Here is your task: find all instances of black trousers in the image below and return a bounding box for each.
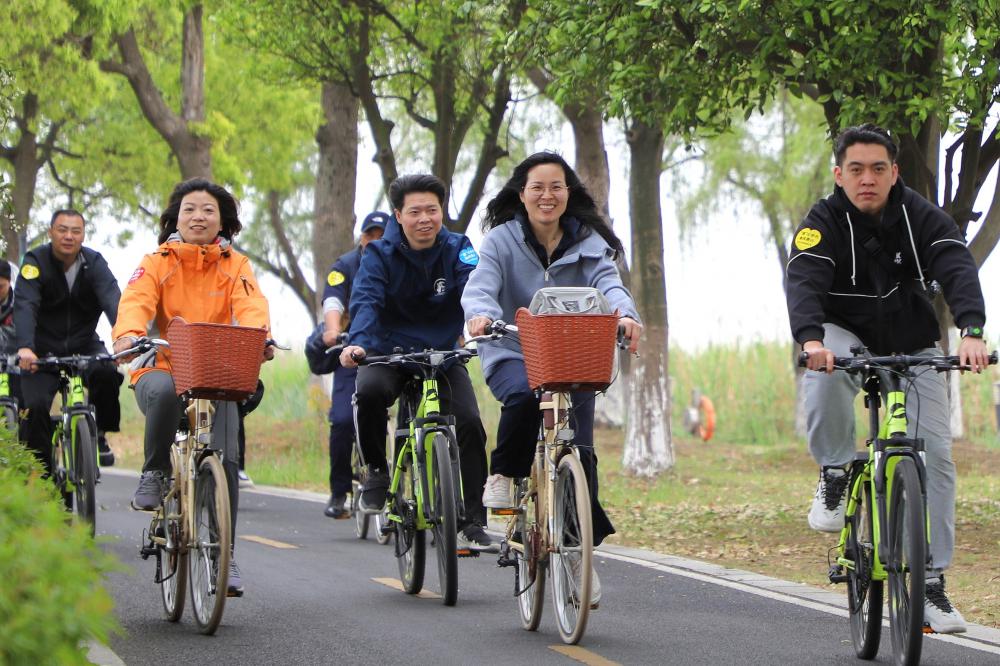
[20,350,122,473]
[354,362,488,527]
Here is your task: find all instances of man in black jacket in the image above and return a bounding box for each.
[786,124,989,634]
[15,209,123,471]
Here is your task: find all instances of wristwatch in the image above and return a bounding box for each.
[960,325,984,339]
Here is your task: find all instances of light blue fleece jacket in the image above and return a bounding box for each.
[461,217,640,380]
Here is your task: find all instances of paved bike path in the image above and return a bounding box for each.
[93,470,1000,665]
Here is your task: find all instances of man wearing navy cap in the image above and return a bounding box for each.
[319,211,388,517]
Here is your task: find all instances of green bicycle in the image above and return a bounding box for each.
[356,339,495,606]
[808,346,997,666]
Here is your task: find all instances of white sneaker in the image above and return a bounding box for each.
[482,474,514,509]
[569,557,601,609]
[924,575,967,634]
[807,466,849,532]
[237,470,254,489]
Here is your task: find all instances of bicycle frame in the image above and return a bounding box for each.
[50,366,97,494]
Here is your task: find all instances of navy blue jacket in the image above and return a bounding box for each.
[321,246,364,318]
[348,217,479,355]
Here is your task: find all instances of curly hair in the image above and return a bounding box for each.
[158,178,242,244]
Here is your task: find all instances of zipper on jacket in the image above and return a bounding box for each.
[240,275,253,295]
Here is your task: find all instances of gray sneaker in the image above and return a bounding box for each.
[131,471,165,511]
[227,558,244,597]
[457,523,499,553]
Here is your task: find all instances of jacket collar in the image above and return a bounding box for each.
[832,177,906,230]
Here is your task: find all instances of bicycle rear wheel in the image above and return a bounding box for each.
[71,418,97,537]
[846,472,882,659]
[189,454,231,635]
[160,463,188,622]
[430,434,458,606]
[394,453,426,595]
[352,447,370,539]
[549,452,593,645]
[1,401,17,435]
[514,478,545,631]
[887,457,925,666]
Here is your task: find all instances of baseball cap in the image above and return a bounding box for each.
[361,211,390,233]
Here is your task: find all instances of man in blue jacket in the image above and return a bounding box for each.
[340,174,494,552]
[319,210,388,518]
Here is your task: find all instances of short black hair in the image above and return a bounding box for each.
[834,124,898,166]
[388,174,446,211]
[0,261,10,281]
[158,178,242,244]
[50,209,85,227]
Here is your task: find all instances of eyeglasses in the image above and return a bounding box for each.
[523,184,569,197]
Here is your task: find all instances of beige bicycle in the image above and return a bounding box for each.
[491,303,621,645]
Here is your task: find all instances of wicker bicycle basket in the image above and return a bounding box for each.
[166,318,267,400]
[514,307,619,391]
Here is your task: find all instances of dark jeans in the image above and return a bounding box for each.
[486,358,615,546]
[19,346,122,473]
[328,365,357,497]
[354,362,488,527]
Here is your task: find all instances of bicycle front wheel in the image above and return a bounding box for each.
[430,434,458,606]
[160,463,188,622]
[549,453,593,645]
[71,418,97,536]
[514,478,545,631]
[1,401,17,435]
[846,472,882,659]
[887,457,925,666]
[189,454,231,635]
[394,453,426,594]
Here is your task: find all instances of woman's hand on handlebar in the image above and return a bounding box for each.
[263,345,276,362]
[958,335,989,373]
[466,316,492,338]
[340,345,366,369]
[112,337,140,365]
[619,317,642,354]
[802,340,834,373]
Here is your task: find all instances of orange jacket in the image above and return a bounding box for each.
[112,239,271,383]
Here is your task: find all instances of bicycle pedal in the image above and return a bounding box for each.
[456,548,480,558]
[828,565,848,584]
[922,625,936,634]
[490,507,520,516]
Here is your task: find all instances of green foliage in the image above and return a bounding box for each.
[0,435,119,665]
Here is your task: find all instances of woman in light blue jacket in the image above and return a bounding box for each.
[463,152,642,606]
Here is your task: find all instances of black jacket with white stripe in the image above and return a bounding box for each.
[786,179,985,354]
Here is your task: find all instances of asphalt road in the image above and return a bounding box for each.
[94,470,1000,665]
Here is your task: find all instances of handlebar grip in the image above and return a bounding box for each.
[797,351,810,367]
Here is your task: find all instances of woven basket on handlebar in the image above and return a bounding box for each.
[166,318,267,400]
[514,307,618,391]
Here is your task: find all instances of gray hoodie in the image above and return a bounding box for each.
[462,218,640,380]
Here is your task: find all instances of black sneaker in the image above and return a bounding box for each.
[97,434,115,467]
[457,523,499,553]
[131,471,165,511]
[358,471,389,513]
[324,494,349,519]
[227,558,244,598]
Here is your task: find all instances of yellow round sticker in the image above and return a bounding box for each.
[20,264,39,280]
[794,228,822,251]
[327,270,346,287]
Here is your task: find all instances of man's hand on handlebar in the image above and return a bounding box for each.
[17,347,37,372]
[802,340,835,374]
[958,335,989,373]
[466,316,492,338]
[619,317,642,354]
[340,345,366,369]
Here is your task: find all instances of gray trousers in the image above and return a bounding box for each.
[134,370,241,543]
[803,323,955,572]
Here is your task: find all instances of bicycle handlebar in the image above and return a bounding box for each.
[797,350,999,373]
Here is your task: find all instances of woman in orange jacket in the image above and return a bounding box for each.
[112,178,271,597]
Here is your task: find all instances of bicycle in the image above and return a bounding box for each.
[132,323,271,635]
[490,311,624,645]
[29,350,130,536]
[0,354,18,434]
[354,338,496,606]
[803,346,997,666]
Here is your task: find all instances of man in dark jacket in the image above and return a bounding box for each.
[319,210,387,518]
[786,124,989,634]
[340,174,494,552]
[15,209,123,471]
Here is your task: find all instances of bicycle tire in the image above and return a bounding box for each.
[549,453,593,645]
[189,454,231,635]
[72,418,97,537]
[375,506,391,545]
[430,434,459,606]
[353,487,370,539]
[887,457,925,666]
[1,402,17,436]
[846,472,882,659]
[394,454,426,595]
[160,463,188,622]
[515,478,545,631]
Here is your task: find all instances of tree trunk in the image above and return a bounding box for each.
[313,81,359,316]
[567,104,611,218]
[623,120,672,475]
[4,93,43,260]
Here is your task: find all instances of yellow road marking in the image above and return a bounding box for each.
[548,645,621,666]
[240,535,299,549]
[372,577,441,599]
